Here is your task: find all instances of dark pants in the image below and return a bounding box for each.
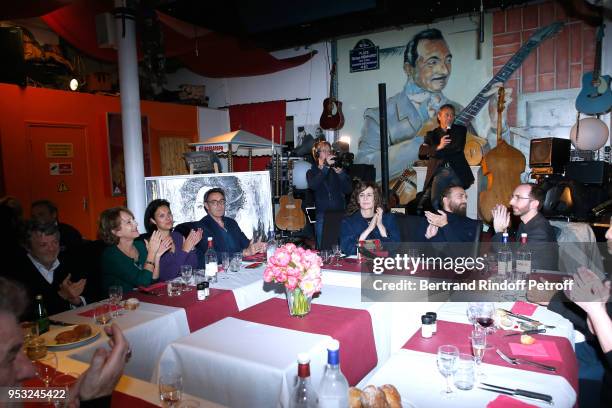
[429,166,462,210]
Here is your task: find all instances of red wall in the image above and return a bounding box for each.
[0,84,198,238]
[493,1,596,126]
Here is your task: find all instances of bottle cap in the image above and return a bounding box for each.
[425,312,437,321]
[520,233,527,237]
[297,352,310,364]
[421,315,434,324]
[35,294,43,300]
[208,237,213,241]
[197,283,205,290]
[326,338,340,352]
[502,232,509,237]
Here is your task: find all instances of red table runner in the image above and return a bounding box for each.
[402,320,578,392]
[234,298,377,386]
[129,288,238,332]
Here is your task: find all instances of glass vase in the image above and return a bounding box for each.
[285,287,312,317]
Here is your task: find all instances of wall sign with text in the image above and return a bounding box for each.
[350,39,379,73]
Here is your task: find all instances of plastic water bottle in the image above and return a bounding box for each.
[266,230,277,263]
[318,339,349,408]
[289,353,319,408]
[515,233,531,277]
[205,237,218,283]
[497,232,512,276]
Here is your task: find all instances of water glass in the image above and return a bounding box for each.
[34,352,57,387]
[230,252,242,273]
[454,353,476,390]
[167,279,183,297]
[471,328,487,379]
[108,286,123,316]
[221,252,231,272]
[21,321,39,341]
[159,372,183,408]
[93,303,113,325]
[331,244,342,266]
[180,265,193,291]
[437,345,459,396]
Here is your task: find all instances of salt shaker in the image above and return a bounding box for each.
[426,312,437,334]
[197,281,209,300]
[421,314,434,338]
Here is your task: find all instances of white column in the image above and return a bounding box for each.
[114,1,146,231]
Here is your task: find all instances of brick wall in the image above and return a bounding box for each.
[492,1,596,126]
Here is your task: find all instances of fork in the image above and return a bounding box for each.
[496,349,556,372]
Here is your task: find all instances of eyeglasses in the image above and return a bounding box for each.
[206,199,226,207]
[510,195,531,201]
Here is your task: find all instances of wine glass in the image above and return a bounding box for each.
[437,345,459,397]
[35,352,57,388]
[466,302,481,328]
[476,302,496,335]
[331,244,342,266]
[180,265,193,291]
[159,372,183,408]
[471,329,487,379]
[93,303,113,325]
[53,372,78,408]
[108,286,123,317]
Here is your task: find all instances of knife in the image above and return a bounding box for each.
[499,308,540,323]
[503,328,546,337]
[49,319,77,327]
[480,382,553,404]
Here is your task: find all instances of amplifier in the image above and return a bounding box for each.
[566,161,611,185]
[529,138,571,171]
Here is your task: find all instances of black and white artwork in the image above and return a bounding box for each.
[145,171,273,240]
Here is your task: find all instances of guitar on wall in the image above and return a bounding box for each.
[576,24,612,115]
[275,160,306,231]
[387,168,416,208]
[319,63,345,131]
[417,22,564,164]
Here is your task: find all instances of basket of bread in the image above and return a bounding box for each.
[349,384,402,408]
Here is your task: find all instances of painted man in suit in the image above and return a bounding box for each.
[357,28,510,183]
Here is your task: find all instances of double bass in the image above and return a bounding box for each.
[478,88,526,223]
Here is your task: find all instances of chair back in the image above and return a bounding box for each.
[320,210,345,250]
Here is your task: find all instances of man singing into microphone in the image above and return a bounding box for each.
[419,104,474,211]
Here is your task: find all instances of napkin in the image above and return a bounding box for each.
[243,253,266,262]
[138,282,167,292]
[486,394,537,408]
[510,301,538,316]
[508,340,562,361]
[78,304,122,318]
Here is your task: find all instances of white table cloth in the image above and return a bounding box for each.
[50,301,190,381]
[211,264,279,310]
[363,348,576,407]
[156,284,404,407]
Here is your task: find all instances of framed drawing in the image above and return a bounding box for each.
[107,113,152,196]
[145,171,273,241]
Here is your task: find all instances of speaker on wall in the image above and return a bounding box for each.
[0,27,25,86]
[529,137,571,171]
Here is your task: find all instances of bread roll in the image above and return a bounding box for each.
[361,385,388,408]
[380,384,401,408]
[349,387,364,408]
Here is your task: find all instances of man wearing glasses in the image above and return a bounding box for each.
[194,188,265,264]
[490,183,558,270]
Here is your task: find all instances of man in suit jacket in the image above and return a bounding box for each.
[424,185,480,243]
[9,221,86,319]
[420,104,474,211]
[491,183,558,270]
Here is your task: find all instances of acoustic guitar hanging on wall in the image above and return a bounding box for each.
[576,24,612,115]
[319,63,345,131]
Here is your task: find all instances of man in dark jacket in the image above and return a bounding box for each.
[307,140,352,248]
[420,104,474,211]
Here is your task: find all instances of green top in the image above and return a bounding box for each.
[101,240,152,293]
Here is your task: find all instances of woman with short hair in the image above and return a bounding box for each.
[99,207,171,292]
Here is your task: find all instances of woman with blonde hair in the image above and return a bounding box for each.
[99,207,171,292]
[339,181,400,255]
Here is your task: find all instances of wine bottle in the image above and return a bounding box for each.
[205,237,218,283]
[34,294,50,334]
[289,353,319,408]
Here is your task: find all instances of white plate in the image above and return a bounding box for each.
[40,325,101,349]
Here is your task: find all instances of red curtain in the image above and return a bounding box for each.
[228,101,286,172]
[37,0,315,77]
